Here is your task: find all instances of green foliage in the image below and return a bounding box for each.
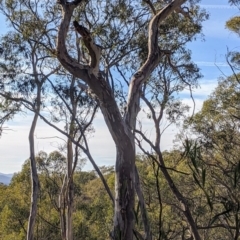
[182,72,240,239]
[226,16,240,36]
[1,144,240,239]
[0,151,114,240]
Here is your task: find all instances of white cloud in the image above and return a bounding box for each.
[182,98,205,113]
[192,79,218,98]
[86,114,116,168]
[0,111,117,173]
[0,87,213,174]
[195,61,229,67]
[177,78,218,102]
[136,113,179,152]
[200,4,238,9]
[0,115,66,173]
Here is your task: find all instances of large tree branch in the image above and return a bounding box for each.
[73,20,102,77]
[124,0,187,131]
[56,1,133,150]
[56,0,90,82]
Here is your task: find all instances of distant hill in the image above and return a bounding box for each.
[0,173,13,185]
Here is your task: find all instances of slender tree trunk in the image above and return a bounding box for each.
[27,85,41,240]
[66,137,74,240]
[59,176,67,240]
[65,78,77,240]
[58,137,74,240]
[113,145,135,240]
[27,113,40,240]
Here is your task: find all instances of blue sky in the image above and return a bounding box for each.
[0,1,239,174]
[190,1,239,82]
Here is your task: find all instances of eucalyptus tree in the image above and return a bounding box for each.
[0,0,208,239]
[55,0,207,239]
[0,1,100,240]
[0,15,59,239]
[183,1,240,224]
[182,73,240,239]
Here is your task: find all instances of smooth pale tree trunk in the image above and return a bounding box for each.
[65,79,77,240]
[59,80,76,240]
[27,84,41,240]
[66,137,74,240]
[58,136,74,240]
[27,113,40,240]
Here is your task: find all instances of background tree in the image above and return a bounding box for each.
[0,1,108,239]
[0,152,114,240]
[181,73,240,239]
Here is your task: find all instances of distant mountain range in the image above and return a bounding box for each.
[0,173,13,185]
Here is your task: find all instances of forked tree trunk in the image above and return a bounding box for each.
[56,2,188,240]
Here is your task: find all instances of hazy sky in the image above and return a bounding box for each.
[0,1,239,174]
